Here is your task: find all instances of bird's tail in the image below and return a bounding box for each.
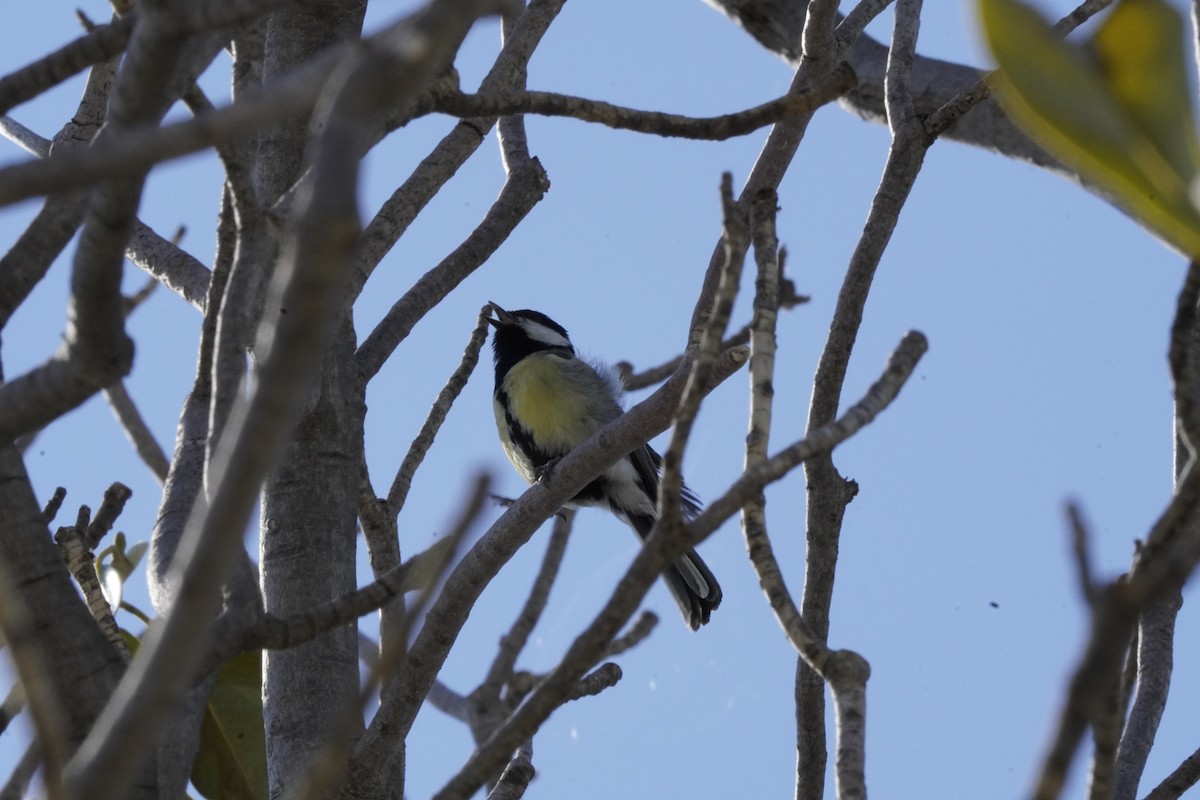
[628,513,722,630]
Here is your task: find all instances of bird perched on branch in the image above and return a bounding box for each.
[486,301,722,629]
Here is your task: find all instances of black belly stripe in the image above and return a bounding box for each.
[498,388,561,469]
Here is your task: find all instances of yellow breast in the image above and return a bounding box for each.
[504,353,595,452]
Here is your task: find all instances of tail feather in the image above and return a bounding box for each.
[627,513,722,630]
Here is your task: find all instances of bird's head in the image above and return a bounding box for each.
[486,301,575,382]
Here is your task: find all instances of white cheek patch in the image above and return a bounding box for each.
[520,319,572,349]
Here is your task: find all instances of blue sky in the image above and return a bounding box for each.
[0,1,1194,798]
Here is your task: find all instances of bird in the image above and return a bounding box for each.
[485,301,722,630]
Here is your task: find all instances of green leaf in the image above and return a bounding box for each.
[118,629,140,654]
[978,0,1200,257]
[100,563,123,611]
[1093,0,1200,184]
[125,541,148,572]
[191,650,268,800]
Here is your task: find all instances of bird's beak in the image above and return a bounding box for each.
[486,301,514,328]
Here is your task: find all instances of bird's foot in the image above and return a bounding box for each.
[533,457,561,483]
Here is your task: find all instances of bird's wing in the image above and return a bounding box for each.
[640,444,702,517]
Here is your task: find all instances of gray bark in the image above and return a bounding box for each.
[0,445,126,746]
[704,0,1062,171]
[255,6,367,795]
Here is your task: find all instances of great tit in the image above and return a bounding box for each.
[486,301,722,630]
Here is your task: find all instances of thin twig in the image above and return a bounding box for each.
[386,309,491,515]
[483,510,574,693]
[604,610,658,658]
[924,0,1114,139]
[355,159,550,381]
[562,662,622,702]
[427,679,470,722]
[1143,743,1200,800]
[1068,502,1098,607]
[433,65,855,141]
[616,275,807,391]
[245,534,463,651]
[42,487,67,523]
[0,741,42,800]
[0,685,25,735]
[658,173,747,531]
[106,382,171,483]
[83,482,133,551]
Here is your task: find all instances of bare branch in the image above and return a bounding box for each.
[482,510,574,694]
[431,64,855,141]
[1143,744,1200,800]
[496,6,531,170]
[427,680,470,722]
[604,610,659,658]
[802,0,841,63]
[924,0,1114,141]
[0,14,134,117]
[386,310,492,515]
[83,482,132,550]
[0,548,69,799]
[62,3,500,797]
[0,58,113,331]
[125,222,211,311]
[485,745,534,800]
[355,157,550,381]
[0,27,226,444]
[54,520,130,663]
[738,188,849,673]
[0,0,563,212]
[1115,595,1183,800]
[0,742,43,800]
[0,686,25,736]
[0,115,49,156]
[696,327,925,528]
[709,0,1112,179]
[563,662,622,702]
[658,173,747,531]
[246,535,461,651]
[796,1,928,790]
[104,383,171,483]
[836,0,896,50]
[1067,502,1098,607]
[42,486,67,523]
[341,0,565,300]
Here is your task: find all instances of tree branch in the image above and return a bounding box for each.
[430,64,855,141]
[104,382,171,483]
[62,4,501,797]
[355,157,550,380]
[1031,259,1200,800]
